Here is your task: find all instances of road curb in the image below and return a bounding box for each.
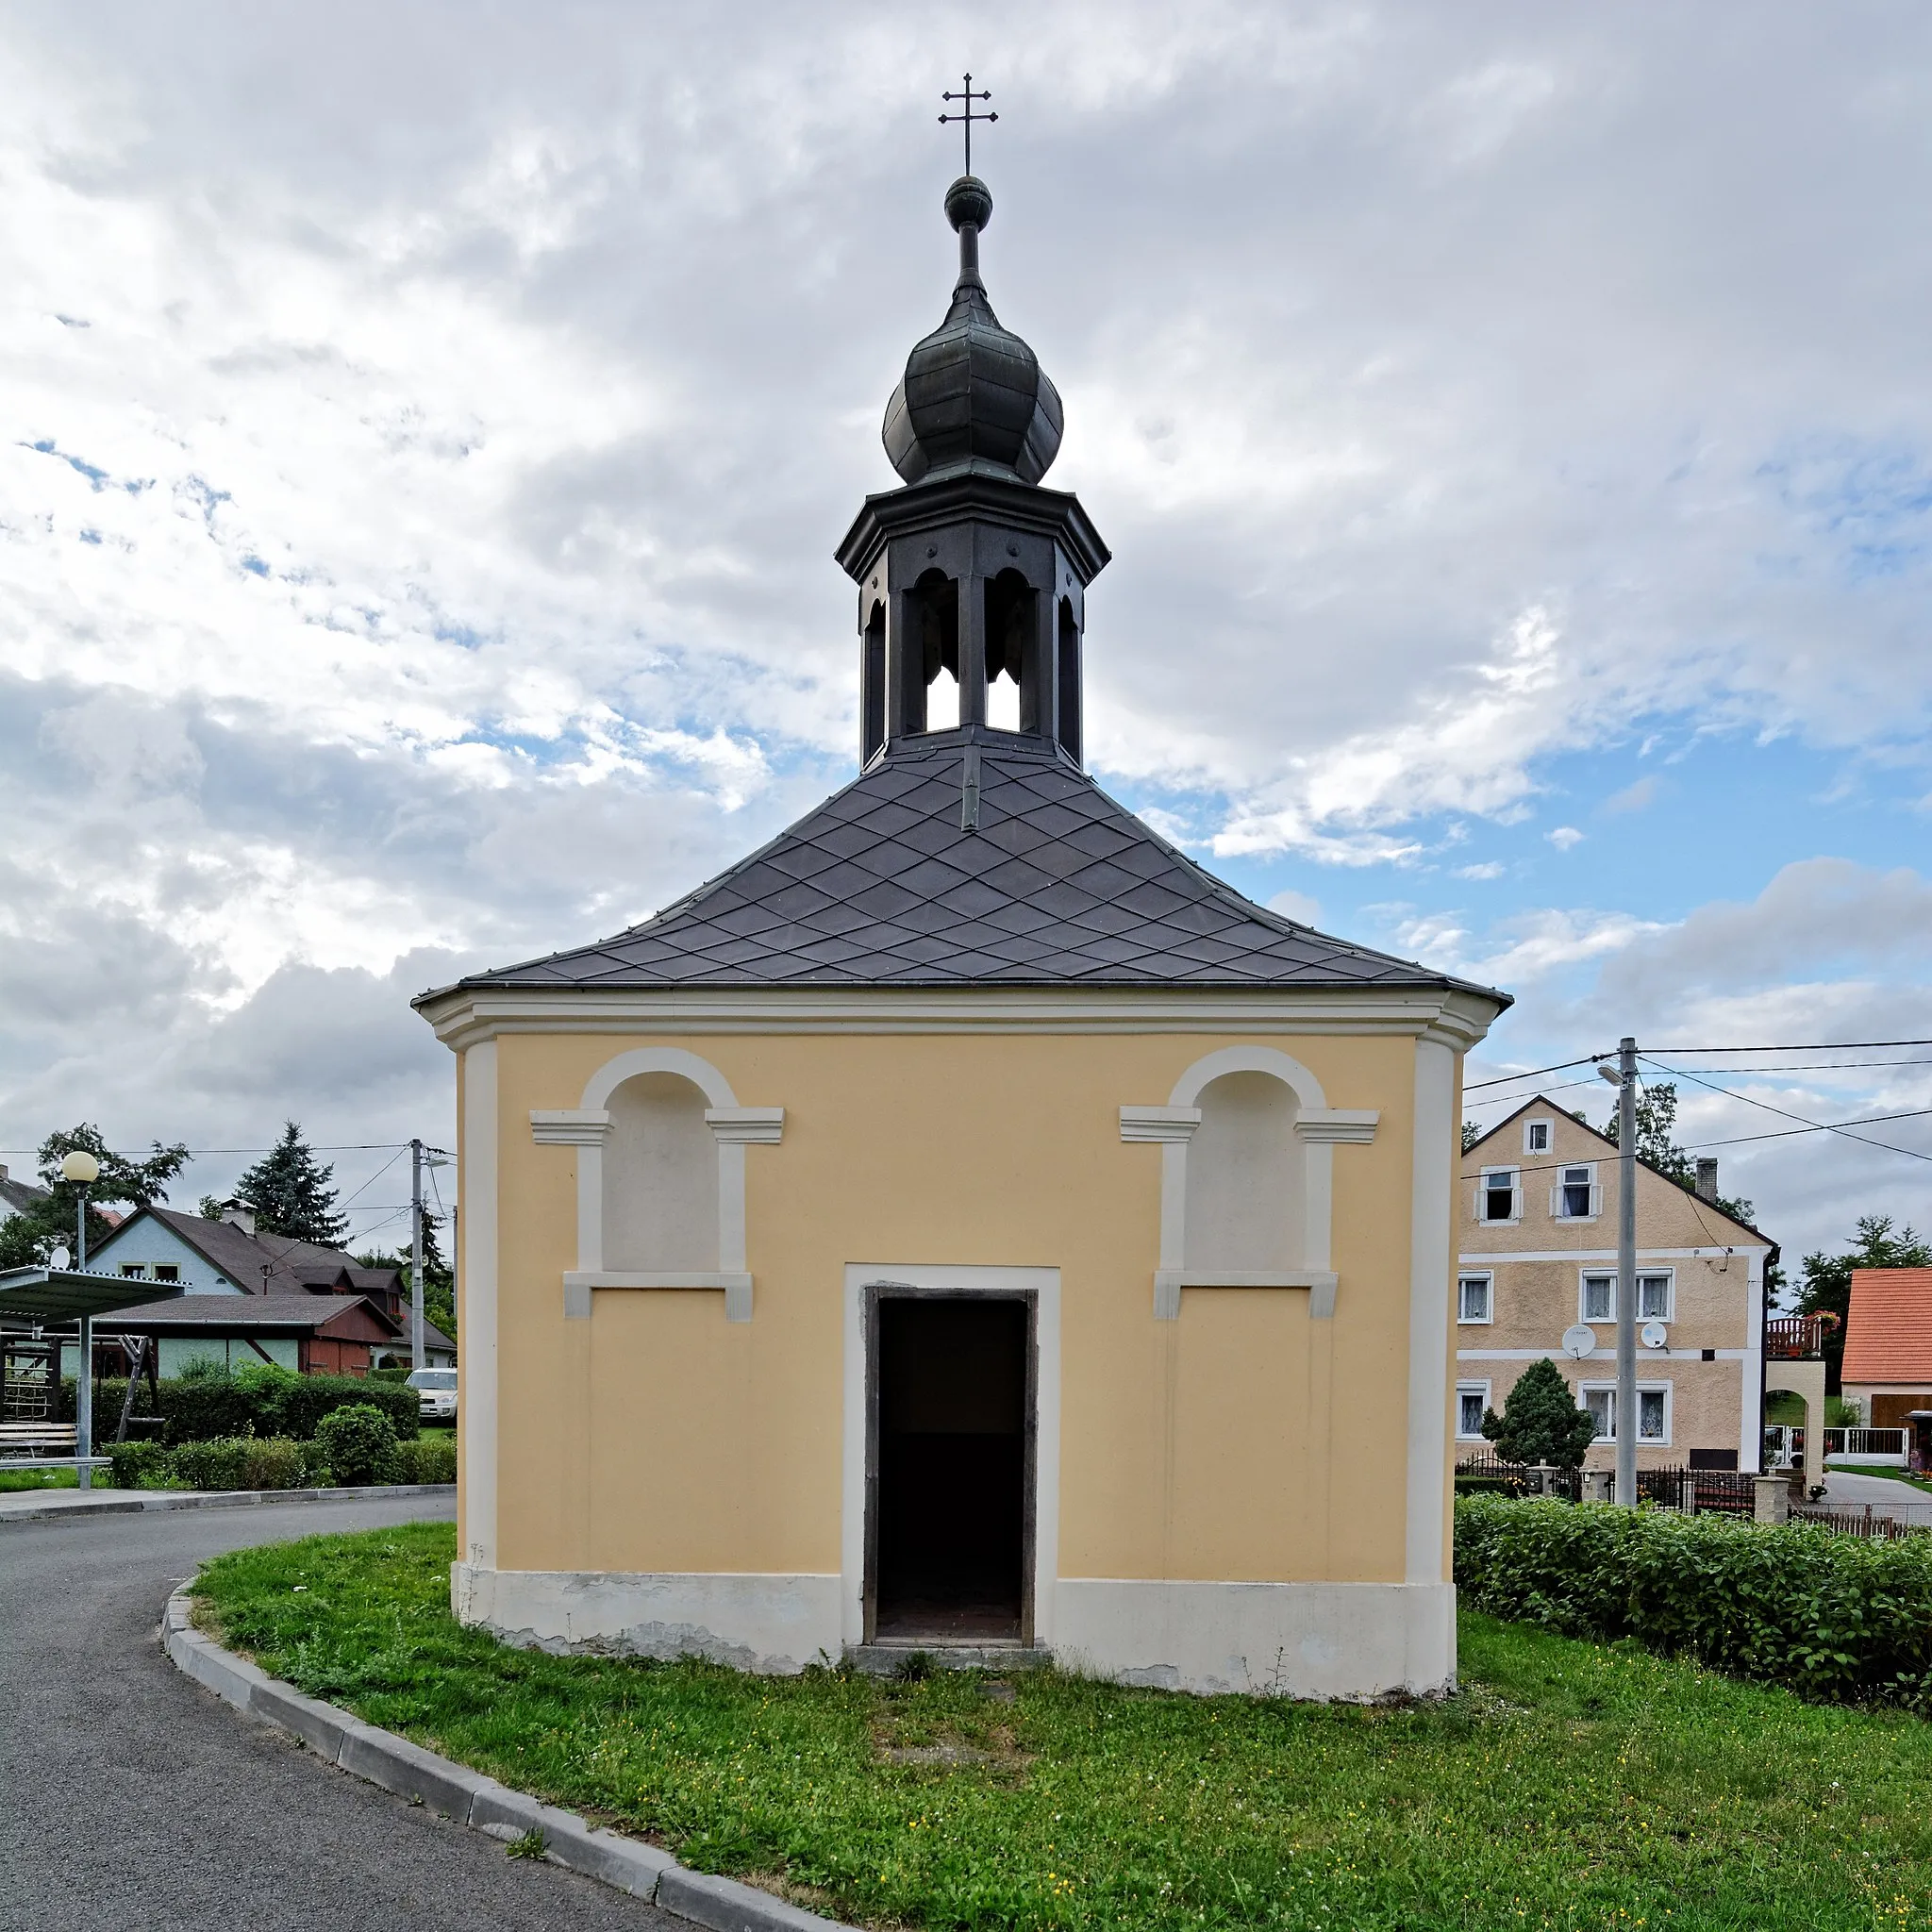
[162,1590,855,1931]
[0,1483,456,1528]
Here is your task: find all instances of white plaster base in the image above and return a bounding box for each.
[451,1564,842,1675]
[1052,1578,1457,1699]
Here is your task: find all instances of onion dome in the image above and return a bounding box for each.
[881,176,1063,487]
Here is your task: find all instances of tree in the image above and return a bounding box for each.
[1480,1357,1599,1469]
[0,1123,190,1270]
[1462,1122,1483,1155]
[1604,1081,1757,1224]
[235,1123,348,1247]
[358,1211,457,1344]
[1796,1215,1932,1393]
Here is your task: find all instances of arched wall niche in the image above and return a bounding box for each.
[530,1046,784,1324]
[1120,1045,1379,1321]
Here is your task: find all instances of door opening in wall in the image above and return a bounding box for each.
[868,1291,1032,1645]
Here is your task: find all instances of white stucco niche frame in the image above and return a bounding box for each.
[530,1046,783,1323]
[1120,1044,1378,1320]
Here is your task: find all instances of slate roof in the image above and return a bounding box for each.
[0,1166,50,1218]
[1842,1269,1932,1385]
[449,727,1507,1000]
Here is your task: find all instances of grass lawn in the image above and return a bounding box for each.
[194,1524,1932,1932]
[1827,1462,1932,1494]
[0,1467,79,1492]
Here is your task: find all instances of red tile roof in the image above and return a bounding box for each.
[1841,1269,1932,1383]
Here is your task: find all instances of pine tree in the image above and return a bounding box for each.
[1480,1357,1599,1469]
[236,1123,348,1247]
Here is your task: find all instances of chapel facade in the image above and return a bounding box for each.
[417,169,1508,1698]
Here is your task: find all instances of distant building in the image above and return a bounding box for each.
[1458,1098,1795,1479]
[83,1202,454,1376]
[1840,1268,1932,1438]
[0,1163,50,1227]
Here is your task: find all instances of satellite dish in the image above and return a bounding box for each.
[48,1245,72,1271]
[1641,1320,1670,1350]
[1561,1323,1596,1359]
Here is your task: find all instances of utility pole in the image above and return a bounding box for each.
[1598,1038,1640,1505]
[410,1137,425,1374]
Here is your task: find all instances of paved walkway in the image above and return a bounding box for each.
[1818,1467,1932,1523]
[0,1492,675,1931]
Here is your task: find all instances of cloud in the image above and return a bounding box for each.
[1603,775,1658,815]
[1547,826,1585,851]
[1267,888,1324,927]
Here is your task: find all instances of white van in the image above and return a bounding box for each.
[406,1366,458,1421]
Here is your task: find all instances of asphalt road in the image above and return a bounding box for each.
[0,1495,677,1932]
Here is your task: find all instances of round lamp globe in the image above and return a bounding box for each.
[59,1151,101,1186]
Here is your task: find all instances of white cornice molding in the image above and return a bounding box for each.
[705,1107,785,1145]
[530,1108,611,1145]
[1120,1105,1200,1143]
[563,1270,755,1323]
[1153,1269,1340,1322]
[1295,1108,1380,1145]
[419,983,1507,1053]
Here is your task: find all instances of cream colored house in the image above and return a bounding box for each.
[416,172,1507,1699]
[1457,1099,1789,1480]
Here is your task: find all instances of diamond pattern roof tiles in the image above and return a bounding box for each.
[449,726,1505,999]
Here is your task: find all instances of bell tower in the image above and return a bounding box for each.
[836,168,1109,768]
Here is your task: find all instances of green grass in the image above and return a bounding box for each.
[194,1524,1932,1932]
[1826,1462,1932,1493]
[0,1466,80,1492]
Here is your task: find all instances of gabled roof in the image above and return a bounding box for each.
[1842,1269,1932,1384]
[0,1167,50,1218]
[434,727,1509,1000]
[1461,1092,1775,1250]
[92,1207,408,1301]
[105,1293,403,1338]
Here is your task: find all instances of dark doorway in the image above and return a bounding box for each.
[871,1294,1031,1644]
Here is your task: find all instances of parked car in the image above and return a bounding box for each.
[407,1366,458,1421]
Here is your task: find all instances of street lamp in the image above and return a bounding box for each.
[58,1149,102,1491]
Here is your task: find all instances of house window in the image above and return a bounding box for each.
[1524,1119,1551,1154]
[1582,1273,1615,1322]
[1477,1167,1520,1224]
[1183,1071,1304,1271]
[155,1264,180,1284]
[1457,1274,1492,1324]
[1457,1383,1491,1441]
[1554,1163,1597,1219]
[1638,1272,1672,1320]
[1581,1384,1671,1442]
[119,1264,146,1279]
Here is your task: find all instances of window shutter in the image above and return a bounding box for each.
[1549,1185,1561,1217]
[1590,1185,1603,1217]
[1511,1187,1524,1220]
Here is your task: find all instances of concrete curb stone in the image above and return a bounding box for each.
[162,1591,856,1932]
[0,1483,456,1528]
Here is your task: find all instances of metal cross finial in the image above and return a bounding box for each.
[939,73,996,176]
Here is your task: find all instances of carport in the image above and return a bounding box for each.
[0,1267,183,1487]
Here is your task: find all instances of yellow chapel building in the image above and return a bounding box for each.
[417,171,1509,1698]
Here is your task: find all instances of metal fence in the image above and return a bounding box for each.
[1454,1453,1581,1500]
[1790,1501,1932,1541]
[1821,1426,1909,1464]
[1453,1455,1757,1515]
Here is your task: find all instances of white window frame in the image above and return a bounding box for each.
[1524,1118,1553,1156]
[1476,1165,1522,1225]
[1580,1270,1617,1323]
[1580,1380,1672,1445]
[1456,1381,1491,1441]
[1457,1272,1493,1324]
[1551,1159,1601,1222]
[1636,1269,1674,1321]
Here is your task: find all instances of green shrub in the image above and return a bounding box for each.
[171,1437,256,1492]
[393,1435,457,1485]
[1455,1494,1932,1707]
[241,1437,315,1490]
[105,1439,172,1490]
[1453,1474,1514,1496]
[313,1404,402,1487]
[1479,1357,1597,1468]
[59,1365,418,1442]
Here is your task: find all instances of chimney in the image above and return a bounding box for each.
[222,1198,258,1237]
[1694,1158,1719,1205]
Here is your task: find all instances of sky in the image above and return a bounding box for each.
[1,2,1929,1270]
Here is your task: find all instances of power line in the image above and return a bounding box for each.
[1644,1058,1932,1074]
[1463,1056,1607,1092]
[1680,1108,1932,1157]
[1638,1056,1932,1166]
[1645,1037,1932,1054]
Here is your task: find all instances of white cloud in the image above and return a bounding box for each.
[1267,888,1324,927]
[1547,826,1585,851]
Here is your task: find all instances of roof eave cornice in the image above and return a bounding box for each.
[414,980,1507,1055]
[835,473,1110,585]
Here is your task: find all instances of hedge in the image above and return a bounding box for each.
[1454,1494,1932,1708]
[62,1366,418,1443]
[105,1431,455,1492]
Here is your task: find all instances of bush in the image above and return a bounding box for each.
[313,1404,402,1487]
[60,1366,418,1443]
[1455,1494,1932,1707]
[171,1437,256,1492]
[1480,1357,1597,1469]
[105,1439,174,1490]
[393,1435,457,1485]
